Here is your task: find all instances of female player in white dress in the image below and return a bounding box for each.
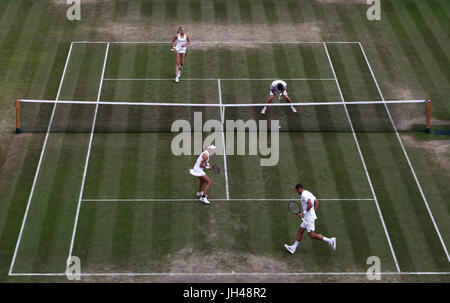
[261,80,296,114]
[171,26,190,83]
[189,145,216,204]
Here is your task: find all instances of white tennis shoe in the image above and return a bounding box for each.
[284,244,296,254]
[330,237,336,250]
[175,76,179,83]
[290,105,297,113]
[200,196,210,204]
[261,107,267,114]
[196,191,204,197]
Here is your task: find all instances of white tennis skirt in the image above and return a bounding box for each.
[176,47,186,54]
[189,169,205,177]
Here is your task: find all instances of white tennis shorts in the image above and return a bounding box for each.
[300,217,316,232]
[270,90,288,96]
[189,168,205,177]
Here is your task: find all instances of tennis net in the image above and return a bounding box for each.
[15,99,431,133]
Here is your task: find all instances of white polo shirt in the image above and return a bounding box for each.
[300,190,318,220]
[270,80,287,94]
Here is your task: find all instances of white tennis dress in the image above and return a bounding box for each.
[190,150,209,177]
[175,33,187,54]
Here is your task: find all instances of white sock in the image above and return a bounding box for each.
[293,241,300,248]
[323,237,332,244]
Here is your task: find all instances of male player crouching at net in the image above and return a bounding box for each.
[189,145,216,204]
[284,183,336,254]
[261,80,297,114]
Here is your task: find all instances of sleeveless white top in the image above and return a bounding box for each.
[193,150,209,172]
[176,33,187,49]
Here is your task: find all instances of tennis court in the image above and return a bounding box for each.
[8,41,450,279]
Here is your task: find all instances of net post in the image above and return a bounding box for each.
[15,99,21,134]
[425,99,431,133]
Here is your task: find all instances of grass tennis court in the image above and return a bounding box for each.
[0,0,449,283]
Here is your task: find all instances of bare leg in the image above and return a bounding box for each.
[285,226,305,252]
[308,231,324,240]
[180,53,185,67]
[261,95,274,114]
[283,94,297,112]
[175,53,180,76]
[283,94,294,103]
[198,177,204,193]
[201,175,212,195]
[308,231,333,248]
[296,226,306,242]
[177,53,185,77]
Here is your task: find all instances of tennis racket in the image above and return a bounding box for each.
[288,199,308,227]
[211,164,220,175]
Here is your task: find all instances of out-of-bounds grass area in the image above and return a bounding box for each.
[0,0,449,282]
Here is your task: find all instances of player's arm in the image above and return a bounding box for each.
[283,91,293,103]
[314,199,319,210]
[184,34,190,47]
[200,153,211,170]
[271,89,281,100]
[171,35,178,48]
[299,199,313,218]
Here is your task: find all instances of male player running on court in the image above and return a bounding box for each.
[284,183,336,254]
[171,26,190,83]
[189,145,216,204]
[261,80,296,114]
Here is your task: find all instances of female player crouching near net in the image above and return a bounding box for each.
[171,26,190,83]
[189,145,216,204]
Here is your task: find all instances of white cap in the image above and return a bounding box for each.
[207,145,216,150]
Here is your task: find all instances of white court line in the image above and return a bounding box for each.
[323,43,401,272]
[359,42,450,263]
[66,43,110,271]
[218,79,230,200]
[8,271,450,277]
[72,41,361,45]
[103,78,335,81]
[8,42,74,275]
[81,198,374,202]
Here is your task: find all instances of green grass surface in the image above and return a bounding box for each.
[0,0,449,282]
